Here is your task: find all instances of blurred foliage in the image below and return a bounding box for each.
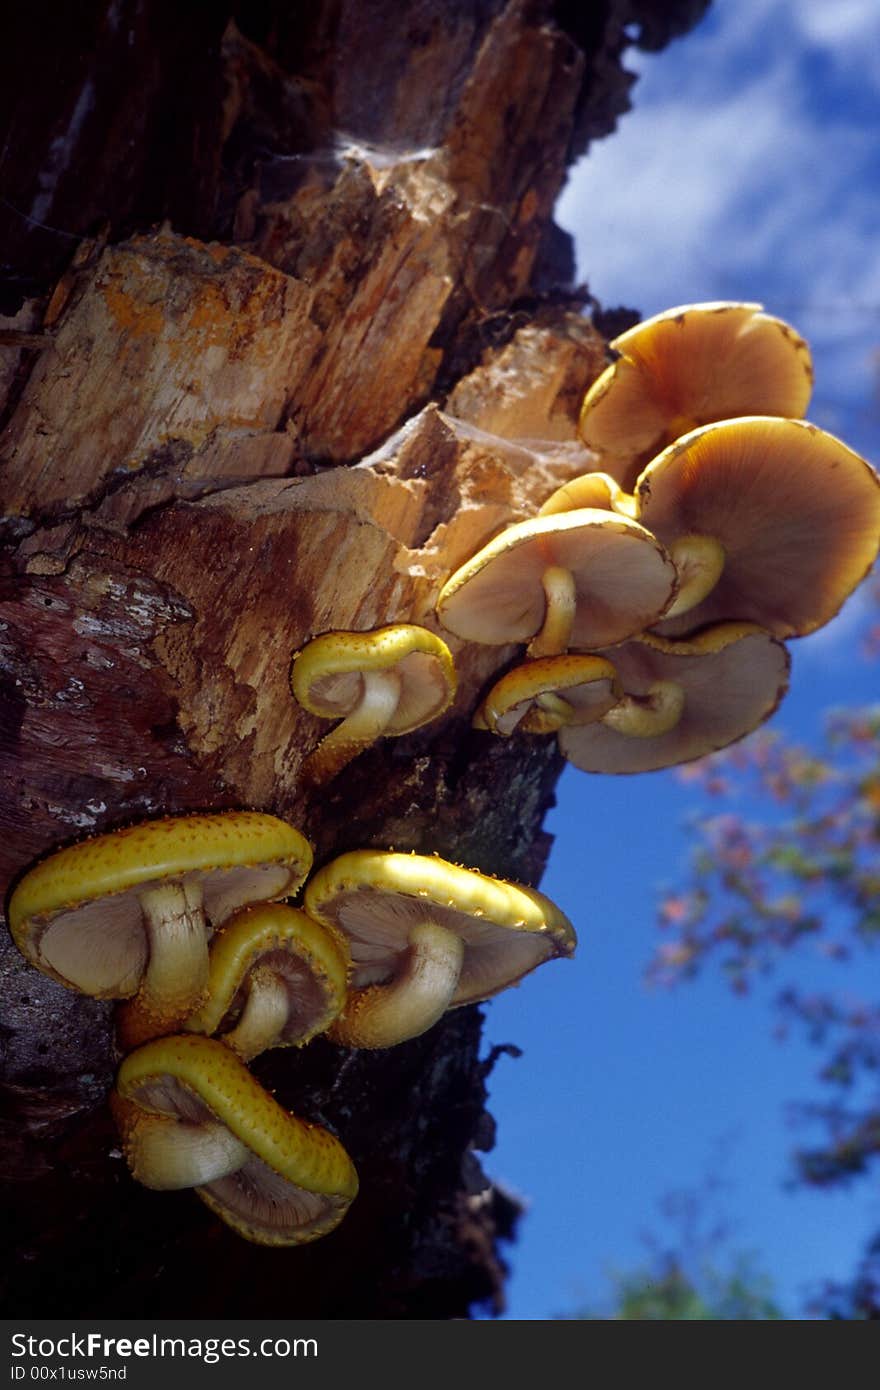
[574,1257,782,1320]
[650,710,880,1188]
[810,1233,880,1320]
[566,1182,782,1320]
[648,576,880,1314]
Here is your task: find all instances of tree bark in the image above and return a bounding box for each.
[0,0,709,1318]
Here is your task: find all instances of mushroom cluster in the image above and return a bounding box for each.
[10,810,317,1043]
[8,806,574,1245]
[8,297,876,1275]
[8,810,361,1245]
[438,302,880,775]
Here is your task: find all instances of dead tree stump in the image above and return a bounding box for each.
[0,0,709,1317]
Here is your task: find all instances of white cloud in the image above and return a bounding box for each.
[557,67,813,309]
[556,0,880,459]
[653,0,880,96]
[796,0,875,40]
[792,0,880,88]
[559,61,879,310]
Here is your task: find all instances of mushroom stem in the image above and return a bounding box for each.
[222,967,292,1061]
[494,690,574,737]
[527,565,577,657]
[601,680,685,738]
[528,690,577,734]
[304,667,402,783]
[136,880,211,1023]
[125,1112,249,1190]
[663,534,726,619]
[492,705,530,737]
[329,920,465,1049]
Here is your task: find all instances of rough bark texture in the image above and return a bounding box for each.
[0,0,709,1318]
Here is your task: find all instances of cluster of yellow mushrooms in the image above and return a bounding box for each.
[8,813,574,1246]
[8,302,880,1253]
[293,302,880,778]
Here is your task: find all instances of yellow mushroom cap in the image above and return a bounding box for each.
[8,812,314,999]
[183,902,350,1057]
[538,471,636,519]
[305,849,575,1009]
[436,509,677,651]
[636,416,880,638]
[477,654,621,735]
[579,301,814,488]
[558,623,790,774]
[291,624,456,734]
[112,1034,358,1245]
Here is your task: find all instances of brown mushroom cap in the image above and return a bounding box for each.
[579,301,814,488]
[304,850,576,1048]
[436,509,677,653]
[636,416,880,638]
[9,812,314,1038]
[111,1034,358,1246]
[557,623,790,774]
[476,654,621,736]
[182,902,350,1060]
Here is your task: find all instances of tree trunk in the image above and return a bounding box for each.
[0,0,708,1318]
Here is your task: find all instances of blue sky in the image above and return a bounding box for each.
[482,0,880,1319]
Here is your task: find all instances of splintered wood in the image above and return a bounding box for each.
[1,218,605,893]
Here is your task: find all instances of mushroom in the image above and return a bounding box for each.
[304,850,576,1049]
[537,417,880,637]
[537,469,723,621]
[182,901,350,1061]
[436,510,677,657]
[635,416,880,637]
[557,623,790,774]
[474,654,621,736]
[578,300,813,488]
[538,471,636,520]
[291,624,457,784]
[9,811,314,1044]
[110,1034,358,1245]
